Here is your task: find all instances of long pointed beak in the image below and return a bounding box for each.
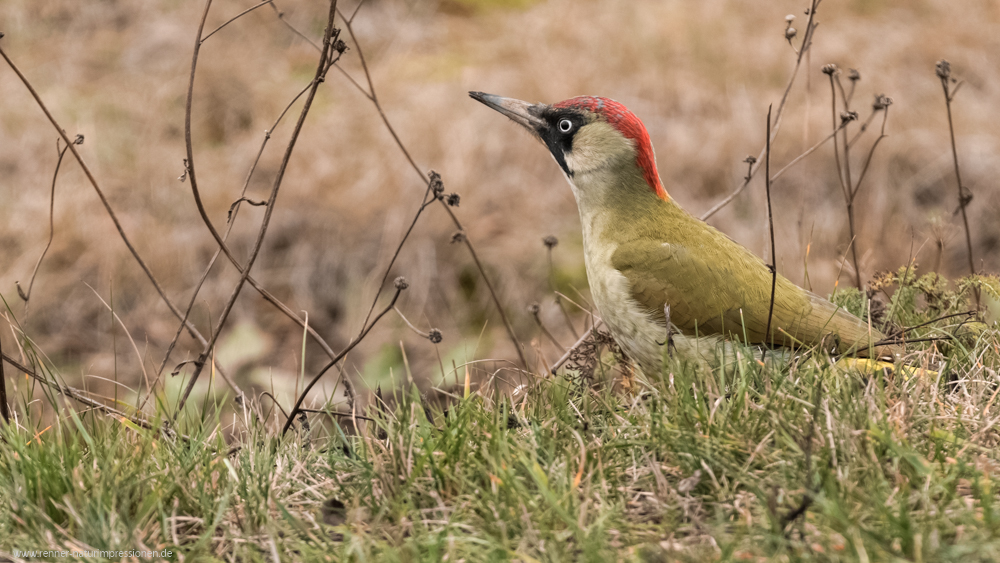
[469,92,547,134]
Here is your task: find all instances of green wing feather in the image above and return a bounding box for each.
[610,224,888,356]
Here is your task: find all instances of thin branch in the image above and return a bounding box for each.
[157,81,319,378]
[530,304,564,350]
[174,0,341,415]
[281,285,404,436]
[700,0,821,221]
[270,3,322,52]
[200,0,274,44]
[826,69,849,201]
[763,105,778,360]
[361,186,436,328]
[849,105,890,200]
[824,67,862,290]
[298,407,373,422]
[17,137,79,309]
[937,60,977,305]
[769,120,847,184]
[549,325,597,374]
[338,15,528,370]
[347,0,368,23]
[846,106,879,149]
[0,37,245,399]
[0,334,9,424]
[2,351,153,430]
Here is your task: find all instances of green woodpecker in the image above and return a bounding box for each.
[470,92,897,376]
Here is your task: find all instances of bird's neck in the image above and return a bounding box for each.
[566,162,681,255]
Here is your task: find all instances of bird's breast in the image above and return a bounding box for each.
[581,231,666,376]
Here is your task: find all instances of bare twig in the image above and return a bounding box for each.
[763,105,778,360]
[937,59,978,306]
[281,284,405,436]
[337,14,528,370]
[850,103,890,201]
[156,81,324,378]
[174,0,341,415]
[824,65,863,290]
[270,3,322,52]
[1,351,153,430]
[700,0,821,221]
[17,136,81,309]
[361,184,436,328]
[529,303,563,350]
[0,37,244,399]
[769,121,847,184]
[549,325,598,374]
[0,334,9,424]
[200,0,274,44]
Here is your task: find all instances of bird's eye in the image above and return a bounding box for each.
[558,119,573,133]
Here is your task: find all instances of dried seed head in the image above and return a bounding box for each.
[821,63,838,76]
[543,235,559,249]
[872,93,893,110]
[785,14,796,22]
[527,302,541,315]
[393,276,409,290]
[450,230,466,244]
[428,328,443,344]
[446,193,460,207]
[333,39,348,54]
[785,27,797,40]
[743,155,757,165]
[848,68,860,82]
[935,59,951,80]
[429,170,444,198]
[840,111,859,124]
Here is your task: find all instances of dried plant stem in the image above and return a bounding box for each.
[546,244,579,339]
[281,286,404,436]
[270,3,322,51]
[826,72,859,290]
[700,0,821,221]
[0,40,243,399]
[763,105,777,364]
[549,325,597,375]
[531,307,563,350]
[17,139,72,310]
[851,108,890,203]
[200,0,274,44]
[360,186,436,329]
[275,6,528,370]
[174,0,340,416]
[938,63,977,306]
[0,335,9,423]
[1,351,152,430]
[158,82,333,379]
[768,121,847,184]
[337,14,529,370]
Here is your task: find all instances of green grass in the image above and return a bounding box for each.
[3,318,1000,561]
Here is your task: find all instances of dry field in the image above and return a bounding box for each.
[1,0,998,403]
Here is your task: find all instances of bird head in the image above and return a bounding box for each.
[470,92,668,203]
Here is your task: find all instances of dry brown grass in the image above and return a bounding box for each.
[1,0,998,404]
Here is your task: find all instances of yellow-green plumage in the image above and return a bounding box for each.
[470,91,896,376]
[609,197,886,355]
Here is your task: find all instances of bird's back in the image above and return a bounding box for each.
[609,198,894,358]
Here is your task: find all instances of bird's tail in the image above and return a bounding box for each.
[803,292,900,360]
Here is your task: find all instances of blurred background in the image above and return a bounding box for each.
[1,0,998,409]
